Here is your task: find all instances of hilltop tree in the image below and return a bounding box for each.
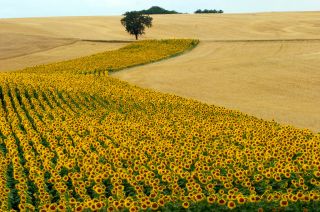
[121,11,153,40]
[139,6,179,14]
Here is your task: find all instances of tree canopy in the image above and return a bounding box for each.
[138,6,179,15]
[195,9,224,14]
[121,12,153,40]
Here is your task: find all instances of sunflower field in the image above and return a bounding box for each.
[0,39,319,212]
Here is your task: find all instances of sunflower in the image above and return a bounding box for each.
[280,199,288,207]
[237,196,246,204]
[297,192,304,200]
[182,201,190,209]
[218,198,226,206]
[49,204,57,211]
[157,198,165,206]
[207,196,216,204]
[57,204,66,211]
[75,205,83,212]
[284,172,291,178]
[194,193,204,202]
[249,195,257,203]
[18,204,25,211]
[95,202,103,210]
[151,202,159,210]
[141,203,148,210]
[312,194,319,201]
[290,195,298,202]
[225,200,235,210]
[303,195,310,202]
[124,201,132,208]
[129,206,138,212]
[107,206,115,212]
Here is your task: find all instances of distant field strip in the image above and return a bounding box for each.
[81,39,134,43]
[204,39,320,43]
[0,34,77,60]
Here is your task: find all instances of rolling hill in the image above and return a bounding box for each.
[1,12,320,131]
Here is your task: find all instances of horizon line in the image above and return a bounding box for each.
[1,10,319,19]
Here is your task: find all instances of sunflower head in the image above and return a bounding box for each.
[227,201,236,210]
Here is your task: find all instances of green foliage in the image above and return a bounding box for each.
[86,181,99,199]
[0,141,7,155]
[122,179,137,197]
[102,178,113,198]
[6,163,20,210]
[138,6,179,15]
[143,184,152,196]
[44,171,60,203]
[195,9,224,14]
[26,180,39,207]
[59,166,69,177]
[121,12,153,40]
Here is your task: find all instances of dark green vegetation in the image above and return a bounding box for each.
[195,9,224,14]
[138,6,180,15]
[121,12,153,40]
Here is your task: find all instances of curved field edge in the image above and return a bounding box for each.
[108,39,200,74]
[17,39,199,75]
[0,39,319,211]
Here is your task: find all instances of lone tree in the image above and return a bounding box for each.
[121,11,153,40]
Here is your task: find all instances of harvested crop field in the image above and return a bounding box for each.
[113,39,320,132]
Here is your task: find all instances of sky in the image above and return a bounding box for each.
[1,0,320,18]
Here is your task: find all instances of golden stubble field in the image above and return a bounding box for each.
[1,12,320,131]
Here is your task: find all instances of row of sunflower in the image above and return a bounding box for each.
[0,39,319,211]
[21,39,198,75]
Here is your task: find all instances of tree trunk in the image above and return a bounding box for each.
[135,34,138,40]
